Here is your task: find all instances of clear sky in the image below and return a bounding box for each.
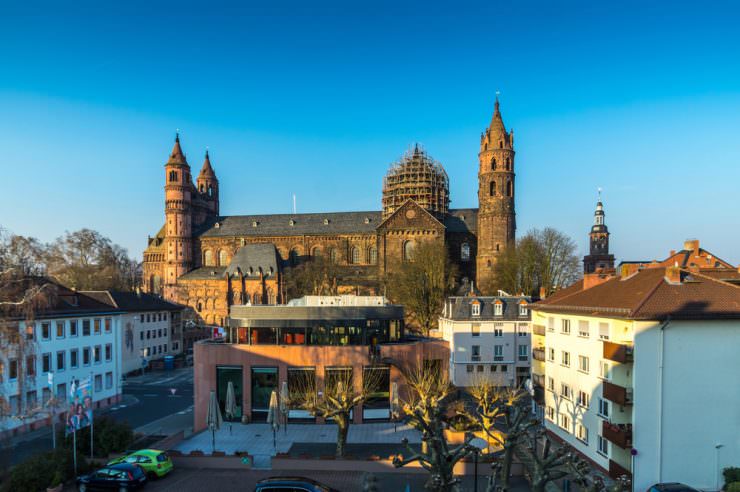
[1,1,739,265]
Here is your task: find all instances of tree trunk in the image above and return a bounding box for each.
[498,442,515,491]
[335,413,349,457]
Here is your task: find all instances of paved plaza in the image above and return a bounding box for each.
[174,422,422,468]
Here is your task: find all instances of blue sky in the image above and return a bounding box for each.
[1,1,739,265]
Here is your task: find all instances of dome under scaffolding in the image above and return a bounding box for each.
[381,144,450,220]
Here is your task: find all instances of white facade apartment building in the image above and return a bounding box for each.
[532,266,740,491]
[0,283,123,438]
[82,291,184,375]
[439,294,532,388]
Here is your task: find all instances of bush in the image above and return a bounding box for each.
[725,468,740,487]
[57,416,134,458]
[1,448,88,492]
[726,482,740,492]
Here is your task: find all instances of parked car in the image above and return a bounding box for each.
[77,463,147,491]
[254,476,339,492]
[647,484,702,492]
[108,449,173,479]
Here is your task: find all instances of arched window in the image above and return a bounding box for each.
[499,140,503,149]
[506,180,513,197]
[461,243,470,262]
[403,241,415,262]
[208,185,213,197]
[197,301,203,312]
[267,289,276,305]
[491,157,497,170]
[312,246,322,258]
[204,250,214,266]
[489,181,496,196]
[506,157,511,170]
[199,184,204,193]
[350,247,360,264]
[368,247,378,265]
[253,293,261,305]
[218,250,227,266]
[169,170,178,182]
[289,248,300,266]
[329,248,338,264]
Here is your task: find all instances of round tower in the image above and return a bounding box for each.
[196,149,219,216]
[583,196,615,273]
[476,98,516,291]
[164,134,193,297]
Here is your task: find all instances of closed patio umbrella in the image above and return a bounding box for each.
[266,390,280,450]
[225,381,237,434]
[206,389,223,453]
[280,381,289,435]
[390,381,400,432]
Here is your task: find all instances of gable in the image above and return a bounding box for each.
[376,199,445,233]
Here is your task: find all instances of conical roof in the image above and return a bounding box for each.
[198,150,216,177]
[488,98,508,137]
[167,134,188,165]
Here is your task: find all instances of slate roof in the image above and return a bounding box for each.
[194,208,478,238]
[178,266,226,281]
[4,278,122,319]
[534,267,740,320]
[444,295,532,321]
[81,290,185,312]
[225,243,279,278]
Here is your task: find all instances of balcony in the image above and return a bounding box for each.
[533,324,546,336]
[603,341,634,363]
[602,380,632,406]
[533,386,545,405]
[602,421,633,449]
[608,459,632,480]
[532,373,545,387]
[532,348,546,362]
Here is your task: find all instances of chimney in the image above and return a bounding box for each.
[538,286,546,300]
[620,263,640,277]
[684,239,700,255]
[665,266,682,284]
[583,268,615,290]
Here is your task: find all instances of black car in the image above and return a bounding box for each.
[254,476,339,492]
[647,483,702,492]
[77,463,147,491]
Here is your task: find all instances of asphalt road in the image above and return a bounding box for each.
[2,367,194,466]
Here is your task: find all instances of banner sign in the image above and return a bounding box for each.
[66,377,93,435]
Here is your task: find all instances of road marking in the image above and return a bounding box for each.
[141,394,158,397]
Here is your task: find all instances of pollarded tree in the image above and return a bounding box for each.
[392,366,473,492]
[383,240,457,336]
[289,366,383,457]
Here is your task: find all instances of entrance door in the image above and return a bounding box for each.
[251,367,277,422]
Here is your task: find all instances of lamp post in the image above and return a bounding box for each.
[469,437,488,492]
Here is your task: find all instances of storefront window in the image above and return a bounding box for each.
[250,327,277,345]
[280,327,306,345]
[251,367,277,421]
[363,365,390,420]
[216,366,243,421]
[287,367,315,421]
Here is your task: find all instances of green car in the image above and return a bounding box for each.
[108,449,173,479]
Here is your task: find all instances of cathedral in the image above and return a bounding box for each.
[142,100,518,325]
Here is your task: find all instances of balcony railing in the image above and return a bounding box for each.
[532,348,546,362]
[602,420,633,449]
[608,459,632,480]
[533,324,546,336]
[532,373,545,387]
[602,380,632,406]
[603,341,634,363]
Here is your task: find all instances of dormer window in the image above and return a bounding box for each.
[252,221,258,227]
[324,219,329,225]
[494,301,503,316]
[214,222,220,228]
[519,302,528,316]
[364,217,370,224]
[471,302,480,317]
[289,219,295,227]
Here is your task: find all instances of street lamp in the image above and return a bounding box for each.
[469,437,488,492]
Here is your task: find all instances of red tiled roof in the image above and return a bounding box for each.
[533,267,740,320]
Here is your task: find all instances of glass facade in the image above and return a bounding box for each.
[239,319,403,346]
[363,365,390,420]
[216,365,243,421]
[287,367,315,421]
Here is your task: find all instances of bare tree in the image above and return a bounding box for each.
[392,366,473,492]
[384,240,457,336]
[44,229,140,291]
[283,256,340,300]
[288,366,383,457]
[488,228,580,297]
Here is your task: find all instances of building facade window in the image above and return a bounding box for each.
[547,376,554,391]
[546,406,555,421]
[578,320,589,337]
[204,250,214,266]
[56,321,65,338]
[329,248,338,264]
[403,241,415,262]
[25,356,34,377]
[471,303,480,316]
[494,302,503,316]
[494,326,503,337]
[350,247,360,265]
[471,345,481,362]
[561,351,571,367]
[9,359,18,380]
[94,319,101,335]
[41,322,50,340]
[519,303,528,316]
[597,435,609,457]
[368,247,377,265]
[578,355,590,373]
[83,320,91,336]
[105,344,112,362]
[578,391,590,408]
[559,413,571,432]
[494,345,504,361]
[576,424,589,444]
[104,318,112,333]
[70,320,78,337]
[599,361,610,380]
[461,243,470,261]
[83,347,90,366]
[42,353,51,373]
[218,250,227,266]
[94,345,101,364]
[471,324,480,337]
[598,398,610,418]
[599,322,610,340]
[547,347,555,362]
[547,317,554,332]
[518,345,528,361]
[56,351,65,371]
[561,319,571,334]
[70,349,78,369]
[105,372,113,389]
[560,383,572,400]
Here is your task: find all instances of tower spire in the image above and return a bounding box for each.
[168,132,187,165]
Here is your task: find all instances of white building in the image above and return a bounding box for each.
[532,266,740,491]
[439,294,532,388]
[82,291,184,375]
[0,283,123,438]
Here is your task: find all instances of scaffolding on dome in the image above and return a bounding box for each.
[381,144,450,220]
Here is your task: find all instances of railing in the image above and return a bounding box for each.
[532,348,546,362]
[533,324,546,336]
[603,341,634,363]
[472,355,481,362]
[608,459,632,480]
[602,420,632,449]
[532,373,545,387]
[602,380,632,406]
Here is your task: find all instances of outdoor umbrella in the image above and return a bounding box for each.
[224,381,237,434]
[206,389,223,453]
[279,381,289,435]
[390,381,400,432]
[266,390,280,450]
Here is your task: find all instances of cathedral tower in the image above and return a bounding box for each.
[583,196,615,273]
[194,150,220,226]
[163,134,194,297]
[476,98,516,291]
